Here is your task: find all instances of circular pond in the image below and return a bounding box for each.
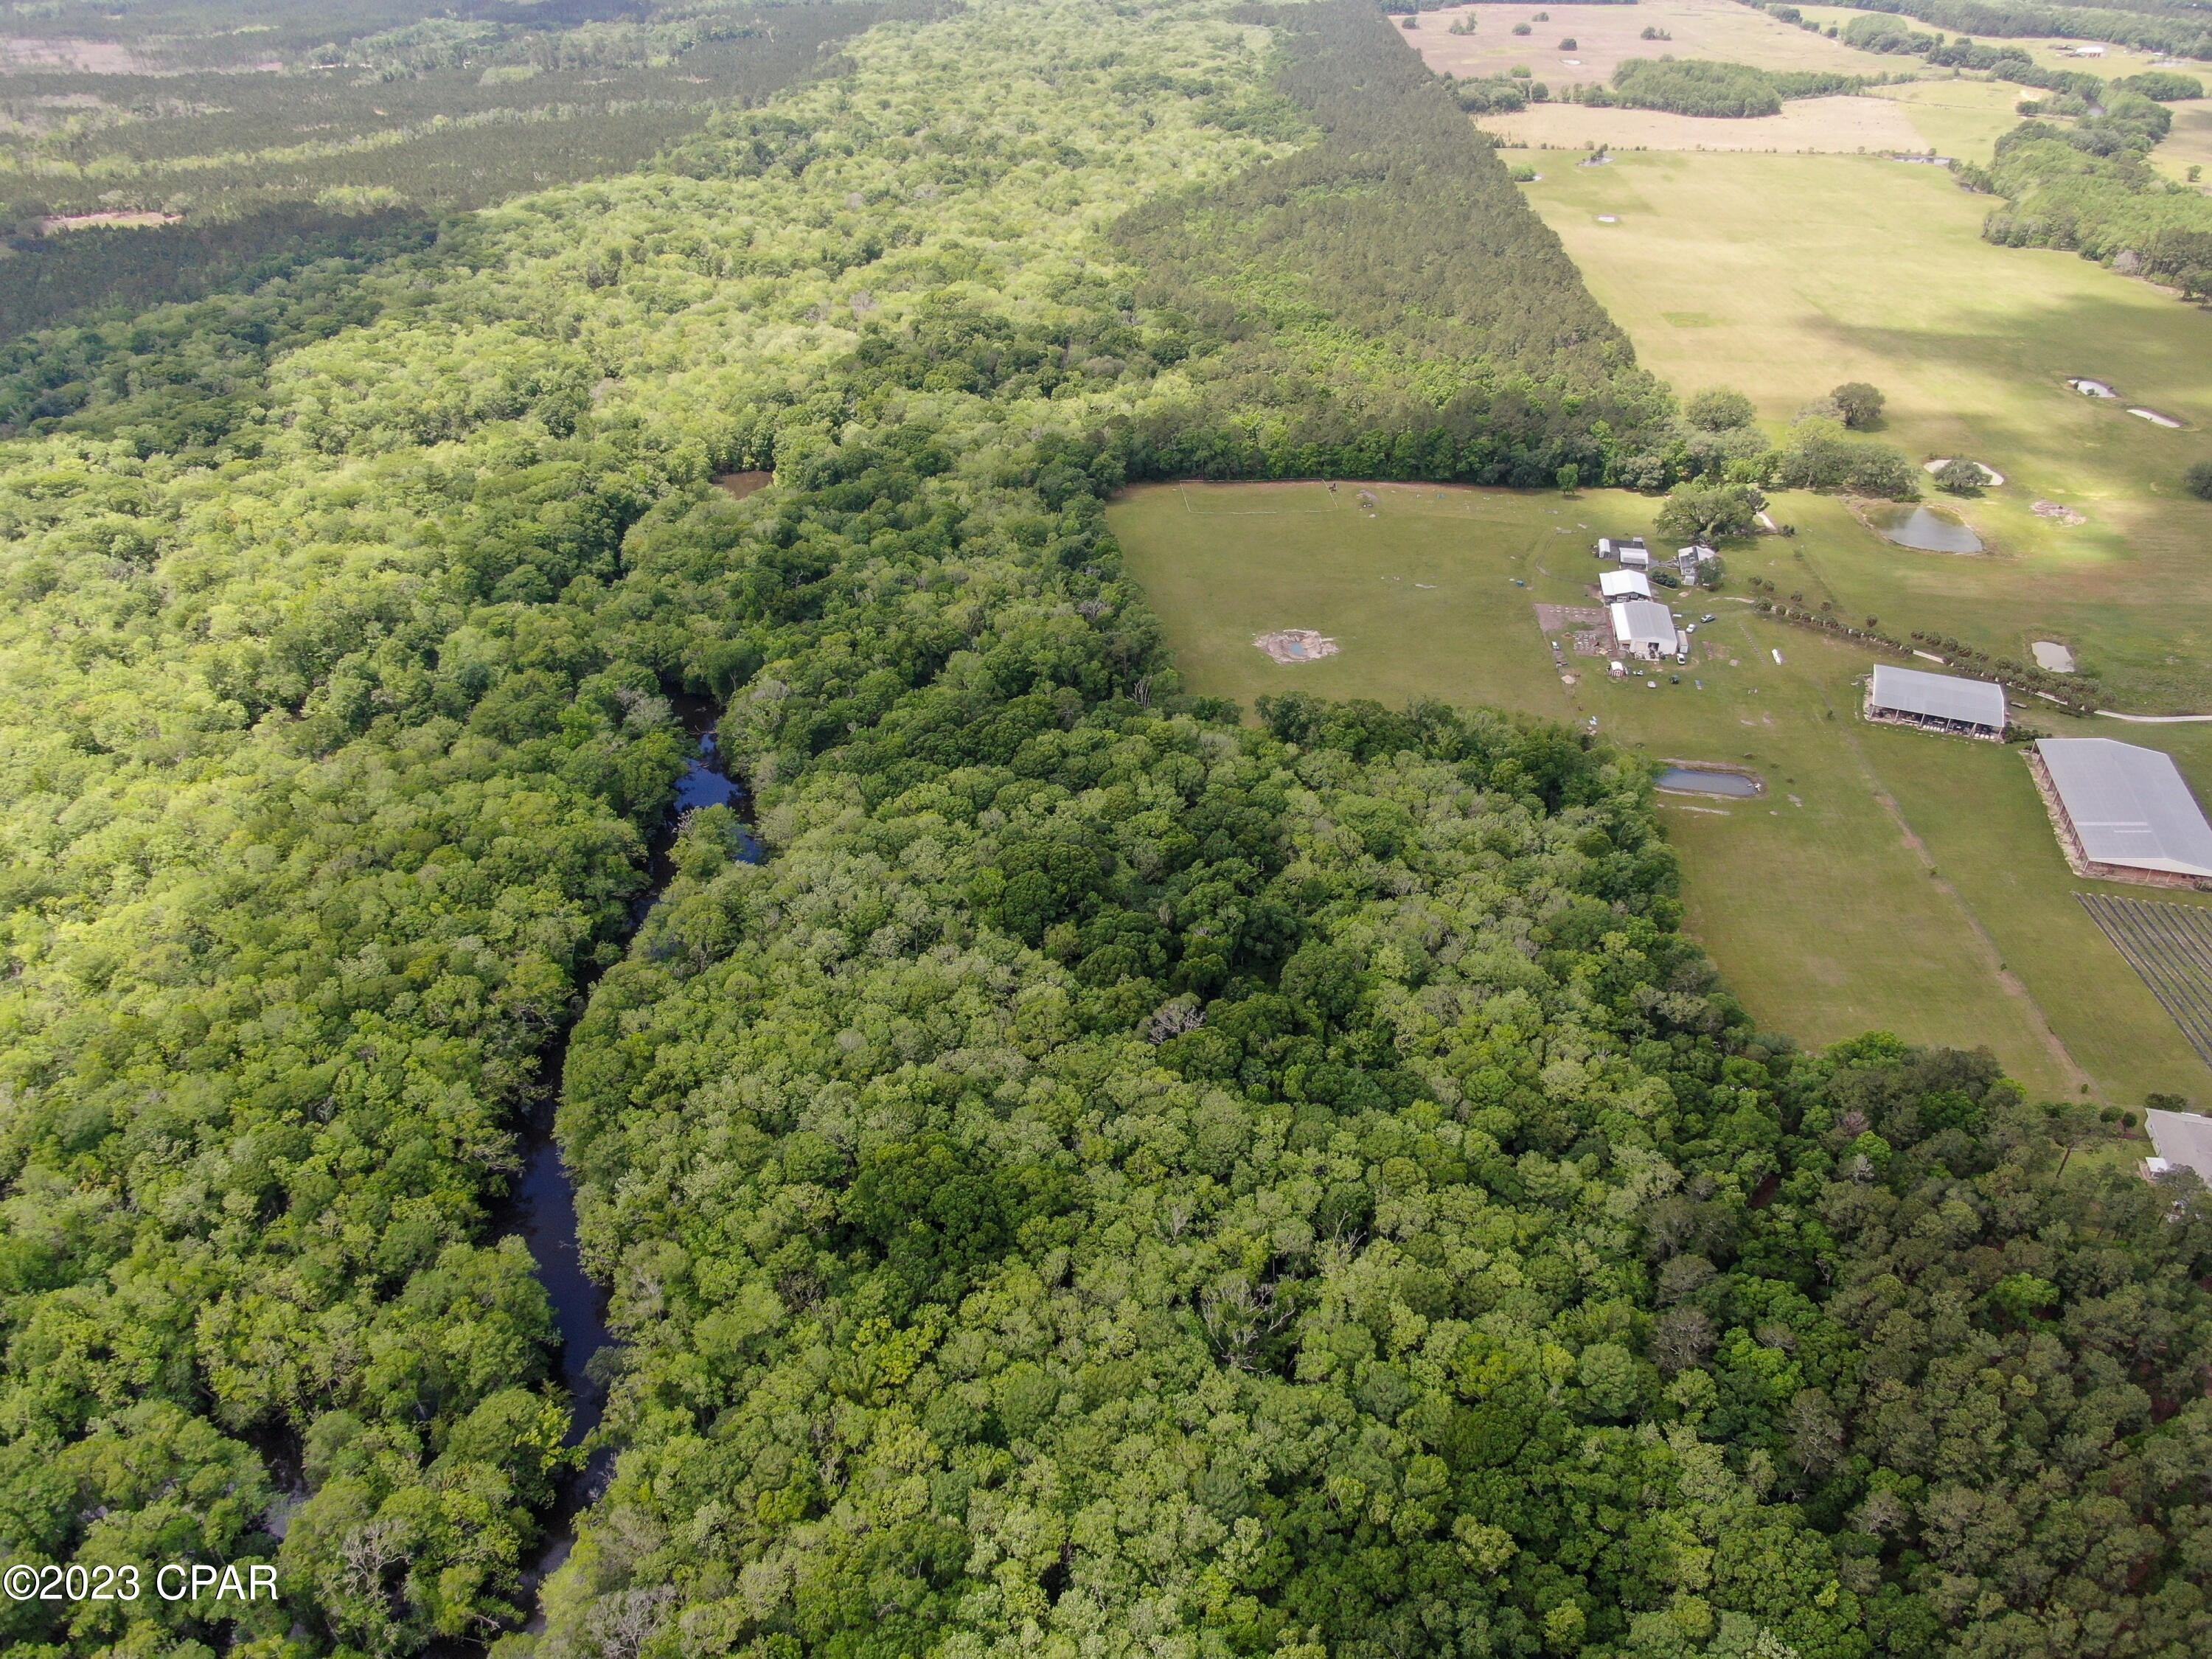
[1872,504,1983,553]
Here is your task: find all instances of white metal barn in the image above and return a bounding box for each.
[1608,599,1677,663]
[2144,1107,2212,1185]
[1599,570,1652,602]
[1864,663,2007,739]
[2034,737,2212,887]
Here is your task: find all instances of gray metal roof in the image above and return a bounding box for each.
[2037,738,2212,877]
[1609,599,1677,651]
[1599,570,1650,600]
[1869,663,2007,730]
[2146,1108,2212,1183]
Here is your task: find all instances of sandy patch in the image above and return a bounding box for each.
[2031,501,2087,525]
[1483,96,1930,155]
[2128,407,2184,429]
[2032,641,2076,672]
[1409,0,1894,88]
[1255,629,1339,664]
[0,37,153,74]
[35,211,181,234]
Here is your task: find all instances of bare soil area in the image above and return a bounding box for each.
[1408,0,1894,88]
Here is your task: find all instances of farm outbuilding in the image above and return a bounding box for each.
[2145,1107,2212,1185]
[1599,570,1652,602]
[1864,664,2007,739]
[1608,598,1677,662]
[1594,535,1648,562]
[2032,738,2212,887]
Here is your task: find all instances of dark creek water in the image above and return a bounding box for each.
[495,694,757,1619]
[1656,766,1761,797]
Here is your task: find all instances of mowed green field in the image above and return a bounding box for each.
[1517,149,2212,711]
[1110,480,2212,1106]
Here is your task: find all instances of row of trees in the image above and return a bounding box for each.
[1748,0,2212,60]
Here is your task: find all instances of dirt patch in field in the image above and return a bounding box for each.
[1255,629,1339,664]
[0,37,155,74]
[714,470,773,499]
[1408,0,1896,88]
[1483,96,1930,155]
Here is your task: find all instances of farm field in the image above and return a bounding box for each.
[1110,479,2212,1103]
[1483,93,1932,153]
[2154,101,2212,188]
[1514,148,2212,710]
[1409,0,1894,86]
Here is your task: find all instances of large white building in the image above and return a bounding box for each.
[2145,1107,2212,1185]
[1864,663,2007,739]
[1599,569,1652,602]
[1609,599,1677,663]
[2034,737,2212,886]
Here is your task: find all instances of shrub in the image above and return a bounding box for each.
[1935,458,1986,494]
[1559,38,1576,49]
[2185,459,2212,501]
[1512,21,1531,35]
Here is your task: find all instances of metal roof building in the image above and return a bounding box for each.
[2146,1107,2212,1185]
[1599,570,1652,602]
[1609,599,1677,663]
[2035,738,2212,880]
[1866,663,2007,737]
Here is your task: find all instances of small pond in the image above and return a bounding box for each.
[1657,767,1761,797]
[1872,504,1983,554]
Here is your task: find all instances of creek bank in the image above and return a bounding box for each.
[493,693,758,1627]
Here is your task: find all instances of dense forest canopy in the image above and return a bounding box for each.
[0,4,2208,1659]
[0,1,908,339]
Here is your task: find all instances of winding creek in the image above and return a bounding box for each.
[496,695,757,1621]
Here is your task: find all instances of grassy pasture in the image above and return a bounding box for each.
[2152,102,2212,189]
[1515,149,2212,710]
[1110,480,2212,1102]
[1484,94,1931,153]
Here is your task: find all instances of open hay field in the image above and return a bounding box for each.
[1484,94,1931,153]
[1514,149,2212,711]
[1109,479,2212,1102]
[2152,102,2212,189]
[1410,0,1898,86]
[1865,76,2034,159]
